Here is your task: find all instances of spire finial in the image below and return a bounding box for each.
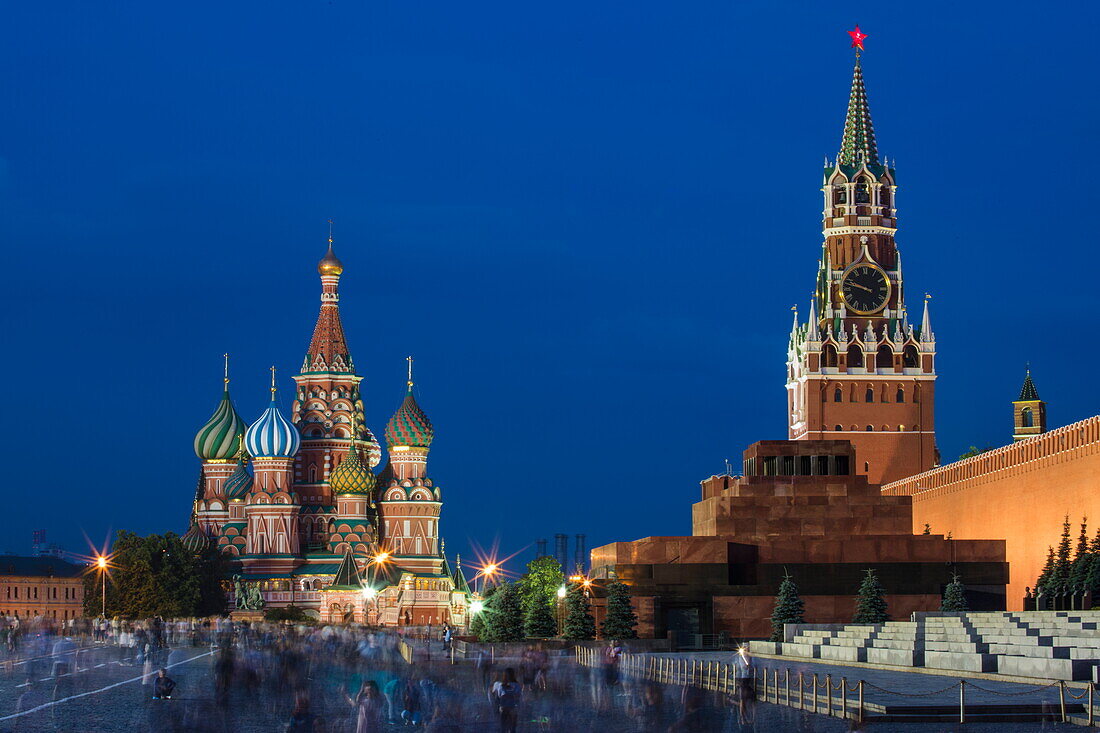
[327,218,333,246]
[223,353,230,385]
[407,355,414,388]
[269,365,277,396]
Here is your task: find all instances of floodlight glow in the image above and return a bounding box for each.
[556,586,567,598]
[470,601,484,614]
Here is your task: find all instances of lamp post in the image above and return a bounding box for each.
[556,585,567,635]
[478,564,498,595]
[95,556,107,618]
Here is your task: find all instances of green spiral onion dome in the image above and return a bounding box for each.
[329,444,375,495]
[194,385,246,460]
[385,384,434,448]
[181,521,211,554]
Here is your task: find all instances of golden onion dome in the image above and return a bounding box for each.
[318,242,344,276]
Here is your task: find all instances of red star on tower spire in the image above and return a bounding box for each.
[848,25,868,52]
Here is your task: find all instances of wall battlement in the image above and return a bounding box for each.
[882,415,1100,498]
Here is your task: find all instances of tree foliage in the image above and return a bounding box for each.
[1050,515,1074,593]
[83,530,226,618]
[941,574,968,612]
[562,583,596,640]
[959,446,994,460]
[469,585,498,641]
[852,569,889,624]
[519,557,563,638]
[485,582,524,642]
[601,580,638,640]
[770,572,805,642]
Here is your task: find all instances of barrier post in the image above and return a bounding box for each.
[1059,680,1067,722]
[813,674,818,713]
[1089,683,1094,726]
[858,680,864,724]
[799,671,805,710]
[841,677,847,719]
[959,680,966,723]
[785,669,790,706]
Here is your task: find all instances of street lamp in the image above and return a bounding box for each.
[470,600,484,614]
[477,563,499,595]
[556,585,567,635]
[95,555,108,618]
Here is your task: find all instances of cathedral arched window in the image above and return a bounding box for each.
[880,186,891,210]
[834,425,842,431]
[1022,407,1034,428]
[823,344,838,368]
[834,388,842,403]
[865,387,874,403]
[896,387,905,403]
[866,425,874,431]
[309,465,317,483]
[876,345,893,369]
[903,345,919,368]
[847,345,863,368]
[833,186,847,206]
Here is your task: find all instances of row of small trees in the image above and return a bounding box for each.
[1035,516,1100,596]
[769,569,968,641]
[469,556,638,642]
[81,530,227,618]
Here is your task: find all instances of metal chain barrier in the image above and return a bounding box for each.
[861,680,961,697]
[966,681,1060,696]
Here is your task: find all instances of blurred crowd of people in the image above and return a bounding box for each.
[0,617,764,732]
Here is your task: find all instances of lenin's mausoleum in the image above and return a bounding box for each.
[591,50,1097,639]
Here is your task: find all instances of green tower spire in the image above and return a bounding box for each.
[838,58,879,168]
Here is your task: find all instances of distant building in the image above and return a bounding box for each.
[0,557,85,621]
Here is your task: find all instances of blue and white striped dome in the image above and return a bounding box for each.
[245,396,301,459]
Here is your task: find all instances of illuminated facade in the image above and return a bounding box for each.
[184,238,469,625]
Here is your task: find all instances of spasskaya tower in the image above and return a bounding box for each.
[786,36,938,485]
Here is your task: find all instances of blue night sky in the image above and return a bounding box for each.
[2,3,1097,569]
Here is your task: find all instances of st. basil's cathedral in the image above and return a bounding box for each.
[182,239,471,626]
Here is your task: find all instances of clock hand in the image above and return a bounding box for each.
[848,282,873,293]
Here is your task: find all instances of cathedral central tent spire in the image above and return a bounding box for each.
[304,222,354,373]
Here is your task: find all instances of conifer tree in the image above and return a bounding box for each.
[488,582,525,642]
[770,572,805,642]
[562,584,596,640]
[470,585,500,641]
[852,569,889,624]
[1051,515,1073,593]
[1036,546,1056,592]
[1086,529,1100,595]
[601,580,639,640]
[941,573,968,612]
[524,594,558,638]
[1071,517,1091,591]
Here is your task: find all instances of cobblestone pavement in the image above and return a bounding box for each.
[0,638,1082,732]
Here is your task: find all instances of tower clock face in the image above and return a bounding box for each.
[841,264,891,315]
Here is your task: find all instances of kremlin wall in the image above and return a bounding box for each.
[882,414,1100,612]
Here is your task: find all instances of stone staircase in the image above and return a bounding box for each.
[750,611,1100,681]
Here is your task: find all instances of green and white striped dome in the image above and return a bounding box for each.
[194,385,246,460]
